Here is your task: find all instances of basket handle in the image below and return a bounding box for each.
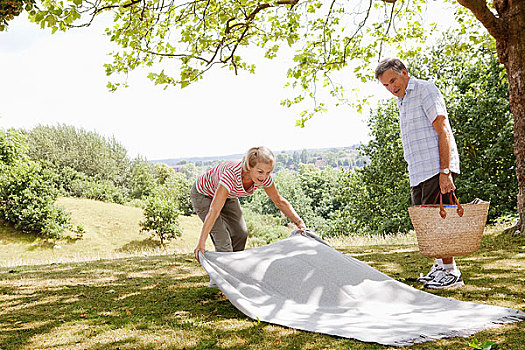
[434,191,464,219]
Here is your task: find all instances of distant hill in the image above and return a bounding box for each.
[151,145,365,171]
[151,153,244,166]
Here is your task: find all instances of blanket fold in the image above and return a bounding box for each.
[199,230,525,346]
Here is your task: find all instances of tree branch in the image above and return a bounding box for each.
[209,0,299,68]
[323,0,337,59]
[142,50,210,63]
[246,0,299,22]
[343,0,373,62]
[457,0,506,41]
[378,1,396,59]
[95,0,142,15]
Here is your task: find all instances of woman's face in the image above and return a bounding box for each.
[248,162,274,186]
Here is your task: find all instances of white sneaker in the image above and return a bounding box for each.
[424,270,464,289]
[417,264,444,283]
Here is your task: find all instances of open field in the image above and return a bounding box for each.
[0,198,523,349]
[0,197,213,267]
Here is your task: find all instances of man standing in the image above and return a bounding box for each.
[375,58,463,289]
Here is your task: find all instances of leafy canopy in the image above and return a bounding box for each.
[17,0,482,124]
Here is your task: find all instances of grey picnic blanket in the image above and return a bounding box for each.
[198,230,525,347]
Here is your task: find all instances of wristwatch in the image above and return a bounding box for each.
[440,168,450,175]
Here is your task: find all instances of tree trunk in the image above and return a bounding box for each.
[499,0,525,234]
[460,0,525,234]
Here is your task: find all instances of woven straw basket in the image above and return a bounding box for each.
[408,193,490,258]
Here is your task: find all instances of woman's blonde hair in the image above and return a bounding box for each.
[242,146,275,172]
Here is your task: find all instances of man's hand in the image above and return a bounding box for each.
[439,173,456,194]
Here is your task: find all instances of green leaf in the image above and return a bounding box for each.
[45,15,56,26]
[35,12,44,23]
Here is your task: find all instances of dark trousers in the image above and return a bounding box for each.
[410,173,458,206]
[190,183,248,252]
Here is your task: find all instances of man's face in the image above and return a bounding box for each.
[378,68,410,98]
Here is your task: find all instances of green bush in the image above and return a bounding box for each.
[0,129,28,164]
[243,208,291,246]
[0,129,71,238]
[0,160,70,238]
[69,176,126,204]
[140,195,182,246]
[84,180,126,204]
[297,164,341,220]
[74,224,86,239]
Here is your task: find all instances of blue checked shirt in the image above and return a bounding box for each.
[397,77,460,187]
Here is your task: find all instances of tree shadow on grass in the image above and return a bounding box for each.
[115,238,163,254]
[0,232,58,253]
[0,254,380,349]
[0,222,47,246]
[0,234,524,350]
[0,221,82,251]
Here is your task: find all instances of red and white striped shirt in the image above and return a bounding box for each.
[195,160,274,198]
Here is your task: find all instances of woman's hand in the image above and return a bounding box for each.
[194,241,206,263]
[295,220,306,233]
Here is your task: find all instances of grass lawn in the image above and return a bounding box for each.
[0,198,523,349]
[0,197,213,267]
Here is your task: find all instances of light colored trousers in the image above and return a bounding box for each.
[190,183,248,252]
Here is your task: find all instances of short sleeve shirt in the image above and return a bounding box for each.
[195,160,274,198]
[398,77,460,186]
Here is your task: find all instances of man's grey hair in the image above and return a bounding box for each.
[375,58,407,80]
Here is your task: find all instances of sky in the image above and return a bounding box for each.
[0,10,443,161]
